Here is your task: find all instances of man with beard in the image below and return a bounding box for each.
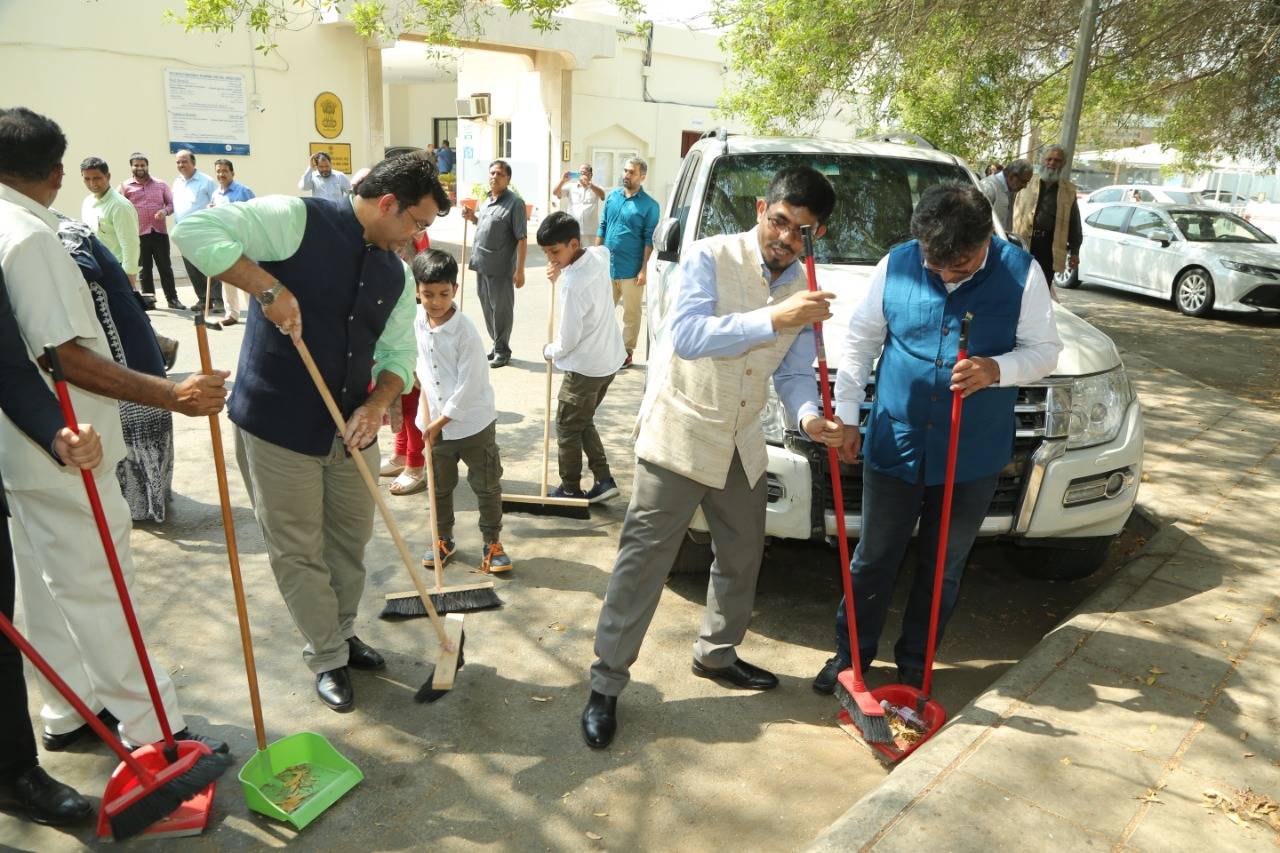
[1012,145,1082,289]
[597,158,660,368]
[580,167,846,750]
[173,154,449,712]
[119,153,182,309]
[298,151,352,203]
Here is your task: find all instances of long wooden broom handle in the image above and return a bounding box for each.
[540,274,556,498]
[194,318,267,752]
[416,387,447,591]
[293,339,451,649]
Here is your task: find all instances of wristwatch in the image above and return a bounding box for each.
[257,282,284,307]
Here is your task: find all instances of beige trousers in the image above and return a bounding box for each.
[612,277,643,353]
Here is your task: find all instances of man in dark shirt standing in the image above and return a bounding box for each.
[1012,145,1082,289]
[461,159,527,368]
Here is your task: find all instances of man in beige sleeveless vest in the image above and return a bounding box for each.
[582,168,847,749]
[1011,145,1082,288]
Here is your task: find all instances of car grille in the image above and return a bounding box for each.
[791,378,1048,522]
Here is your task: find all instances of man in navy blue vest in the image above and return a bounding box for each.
[812,182,1062,693]
[174,155,450,712]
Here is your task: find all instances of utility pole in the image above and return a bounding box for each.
[1058,0,1101,174]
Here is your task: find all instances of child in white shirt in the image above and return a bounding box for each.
[538,211,627,502]
[411,249,511,573]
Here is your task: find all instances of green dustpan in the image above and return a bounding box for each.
[238,732,363,830]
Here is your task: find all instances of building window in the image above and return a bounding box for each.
[433,117,458,148]
[497,121,513,158]
[591,148,641,189]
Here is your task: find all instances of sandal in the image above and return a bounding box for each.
[380,455,406,477]
[389,468,427,496]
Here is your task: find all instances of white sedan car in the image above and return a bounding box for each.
[1067,202,1280,316]
[1081,184,1205,217]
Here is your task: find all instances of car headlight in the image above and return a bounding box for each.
[1067,368,1133,449]
[1220,259,1280,279]
[760,386,787,445]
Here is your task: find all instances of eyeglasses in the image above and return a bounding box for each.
[923,255,984,276]
[766,215,810,240]
[400,207,431,232]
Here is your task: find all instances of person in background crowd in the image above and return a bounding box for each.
[79,157,141,295]
[460,159,526,369]
[0,106,229,756]
[119,152,182,309]
[298,151,351,203]
[211,158,255,325]
[1012,145,1082,291]
[597,157,660,368]
[985,163,1003,177]
[173,149,218,315]
[435,140,455,175]
[813,182,1062,696]
[0,264,102,828]
[554,164,605,241]
[978,158,1033,233]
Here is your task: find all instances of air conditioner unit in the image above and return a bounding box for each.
[456,93,491,120]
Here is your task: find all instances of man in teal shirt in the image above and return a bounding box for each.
[79,157,142,293]
[597,157,660,367]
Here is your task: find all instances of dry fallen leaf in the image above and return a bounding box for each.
[1241,731,1250,741]
[1149,724,1159,733]
[1126,746,1147,753]
[586,831,604,841]
[1149,667,1166,675]
[1216,614,1234,622]
[593,812,609,817]
[531,696,552,702]
[1059,757,1072,766]
[548,621,567,632]
[1244,752,1256,758]
[1139,619,1156,626]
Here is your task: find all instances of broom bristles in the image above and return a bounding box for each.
[835,680,893,744]
[381,587,503,619]
[414,629,466,703]
[107,751,235,840]
[500,499,590,520]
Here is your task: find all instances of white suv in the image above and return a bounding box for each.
[647,133,1145,580]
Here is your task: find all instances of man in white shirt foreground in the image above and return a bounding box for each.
[812,182,1062,694]
[537,211,626,503]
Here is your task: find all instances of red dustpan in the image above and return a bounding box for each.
[842,313,974,763]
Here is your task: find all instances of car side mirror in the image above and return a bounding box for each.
[1148,229,1173,246]
[1006,233,1026,249]
[654,217,681,262]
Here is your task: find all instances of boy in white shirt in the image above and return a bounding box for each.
[411,250,512,573]
[538,211,627,503]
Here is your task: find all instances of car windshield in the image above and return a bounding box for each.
[696,152,972,264]
[1168,208,1274,243]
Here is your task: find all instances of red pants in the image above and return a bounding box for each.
[395,386,425,469]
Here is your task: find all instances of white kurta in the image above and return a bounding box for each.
[0,184,183,742]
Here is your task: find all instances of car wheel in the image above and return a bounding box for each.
[1013,535,1115,581]
[1173,267,1215,317]
[1056,267,1080,289]
[667,531,712,578]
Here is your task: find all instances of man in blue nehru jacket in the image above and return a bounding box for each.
[812,182,1062,694]
[174,155,450,712]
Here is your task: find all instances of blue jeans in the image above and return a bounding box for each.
[834,467,999,674]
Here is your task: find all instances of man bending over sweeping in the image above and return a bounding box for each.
[581,167,846,749]
[174,154,450,713]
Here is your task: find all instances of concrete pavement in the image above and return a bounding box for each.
[810,348,1280,851]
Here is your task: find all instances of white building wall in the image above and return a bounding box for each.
[386,82,457,148]
[0,0,373,201]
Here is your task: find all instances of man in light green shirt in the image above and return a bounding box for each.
[79,157,140,287]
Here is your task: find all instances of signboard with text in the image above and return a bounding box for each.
[164,68,250,155]
[309,142,352,175]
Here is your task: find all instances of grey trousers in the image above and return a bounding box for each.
[590,452,767,696]
[431,420,504,544]
[475,271,515,358]
[235,427,378,674]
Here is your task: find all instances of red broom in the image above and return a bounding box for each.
[798,226,891,744]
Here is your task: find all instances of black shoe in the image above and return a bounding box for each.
[549,485,587,500]
[486,350,495,362]
[490,355,510,368]
[581,690,618,749]
[585,478,619,503]
[812,656,849,695]
[691,658,779,690]
[166,299,187,310]
[0,767,92,826]
[42,707,119,751]
[316,667,354,712]
[896,667,925,689]
[346,636,386,671]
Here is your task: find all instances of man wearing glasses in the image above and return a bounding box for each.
[174,155,450,713]
[581,167,846,749]
[811,182,1061,696]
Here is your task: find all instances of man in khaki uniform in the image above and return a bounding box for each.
[1012,145,1082,288]
[581,167,846,749]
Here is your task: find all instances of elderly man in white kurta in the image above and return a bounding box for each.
[580,166,846,750]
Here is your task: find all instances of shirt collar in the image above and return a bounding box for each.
[0,183,59,231]
[422,304,462,335]
[749,225,801,289]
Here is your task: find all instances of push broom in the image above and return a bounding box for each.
[0,612,228,840]
[381,389,503,618]
[42,344,234,837]
[500,272,590,520]
[795,229,891,745]
[293,338,464,701]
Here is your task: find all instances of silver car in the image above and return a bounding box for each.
[1068,202,1280,316]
